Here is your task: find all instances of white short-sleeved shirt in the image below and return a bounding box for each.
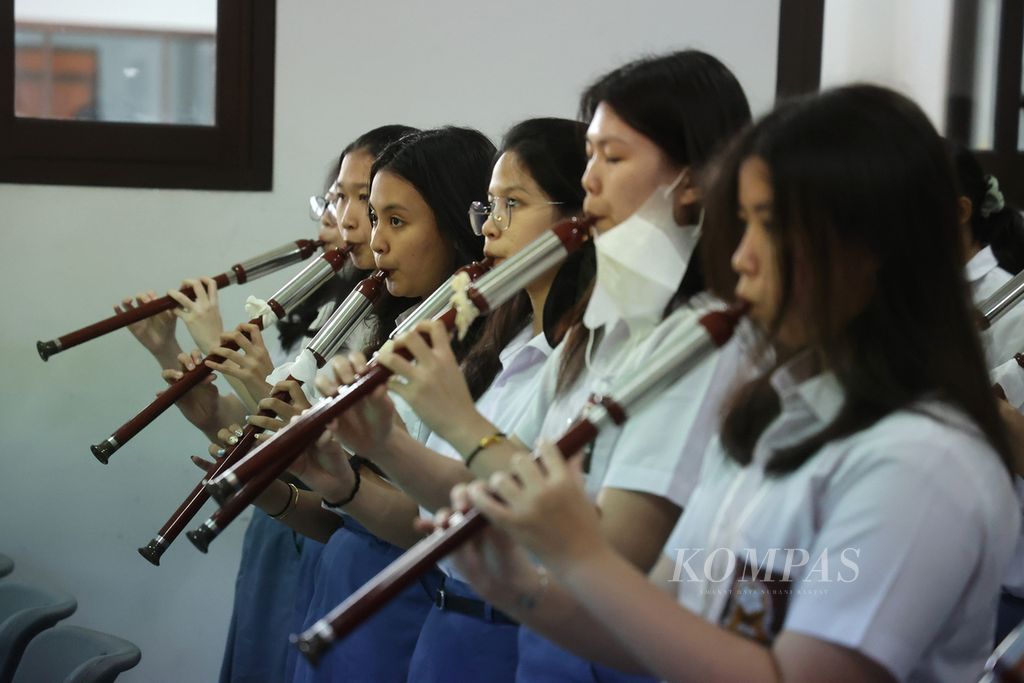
[665,352,1020,683]
[511,299,741,508]
[969,246,1024,367]
[420,325,552,576]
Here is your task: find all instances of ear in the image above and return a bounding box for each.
[957,196,973,227]
[671,167,703,225]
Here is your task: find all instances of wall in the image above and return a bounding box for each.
[0,1,780,680]
[820,0,954,131]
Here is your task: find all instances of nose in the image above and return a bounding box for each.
[370,225,387,255]
[319,213,340,244]
[340,199,360,232]
[581,157,601,196]
[731,226,758,277]
[340,203,365,245]
[481,215,502,240]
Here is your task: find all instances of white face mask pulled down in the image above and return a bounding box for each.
[583,174,701,334]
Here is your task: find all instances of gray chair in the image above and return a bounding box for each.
[0,555,12,579]
[0,581,77,680]
[12,624,141,683]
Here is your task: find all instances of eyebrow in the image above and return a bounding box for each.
[585,135,629,146]
[338,182,369,192]
[490,185,530,196]
[379,203,408,213]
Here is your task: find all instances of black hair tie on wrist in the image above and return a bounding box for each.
[323,456,367,508]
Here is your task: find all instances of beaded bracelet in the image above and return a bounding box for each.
[464,432,507,468]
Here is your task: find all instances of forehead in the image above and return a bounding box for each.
[489,151,541,193]
[738,156,773,207]
[369,170,426,207]
[586,102,642,144]
[338,150,374,184]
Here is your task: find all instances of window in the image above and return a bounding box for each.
[774,0,1024,204]
[0,0,275,190]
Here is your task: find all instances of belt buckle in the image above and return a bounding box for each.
[435,588,447,610]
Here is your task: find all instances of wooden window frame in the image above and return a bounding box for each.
[0,0,275,190]
[774,0,1024,205]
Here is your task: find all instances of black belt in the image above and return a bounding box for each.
[434,588,518,626]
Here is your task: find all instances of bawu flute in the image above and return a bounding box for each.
[37,239,324,361]
[183,257,496,553]
[186,218,592,553]
[200,218,591,509]
[137,269,388,566]
[292,303,746,664]
[202,217,593,507]
[91,247,350,464]
[979,268,1024,330]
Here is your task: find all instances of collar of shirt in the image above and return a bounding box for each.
[492,325,552,390]
[966,245,999,284]
[763,349,846,446]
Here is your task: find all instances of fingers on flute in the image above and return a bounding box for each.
[200,276,218,302]
[248,412,285,432]
[190,455,216,473]
[217,424,244,446]
[376,346,416,378]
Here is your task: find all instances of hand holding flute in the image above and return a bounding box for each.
[37,238,324,360]
[92,246,350,463]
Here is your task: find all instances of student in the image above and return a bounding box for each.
[443,85,1021,683]
[952,144,1024,644]
[275,126,494,683]
[952,144,1024,366]
[317,117,588,682]
[365,50,751,682]
[159,126,415,683]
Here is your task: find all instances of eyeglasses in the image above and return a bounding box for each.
[468,197,564,236]
[309,188,339,223]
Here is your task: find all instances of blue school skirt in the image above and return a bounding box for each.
[219,509,313,683]
[516,628,656,683]
[290,516,442,683]
[408,574,519,682]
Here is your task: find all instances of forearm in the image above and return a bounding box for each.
[478,563,649,673]
[329,471,425,549]
[151,341,185,370]
[258,479,343,543]
[425,408,532,479]
[558,545,780,683]
[222,375,261,413]
[368,430,474,512]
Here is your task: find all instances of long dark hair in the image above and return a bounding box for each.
[557,50,752,393]
[364,126,494,357]
[277,125,418,352]
[951,143,1024,274]
[702,84,1013,476]
[459,118,588,399]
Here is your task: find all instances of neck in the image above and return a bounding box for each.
[526,267,557,337]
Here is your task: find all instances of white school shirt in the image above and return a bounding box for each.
[666,351,1020,683]
[975,283,1024,598]
[420,325,552,576]
[969,246,1024,367]
[511,297,736,508]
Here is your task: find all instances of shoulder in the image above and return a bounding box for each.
[818,403,1017,523]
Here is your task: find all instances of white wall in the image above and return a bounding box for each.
[820,0,954,131]
[0,1,780,680]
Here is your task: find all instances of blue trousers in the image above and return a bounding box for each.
[291,516,442,683]
[408,575,519,682]
[220,510,313,683]
[516,627,656,683]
